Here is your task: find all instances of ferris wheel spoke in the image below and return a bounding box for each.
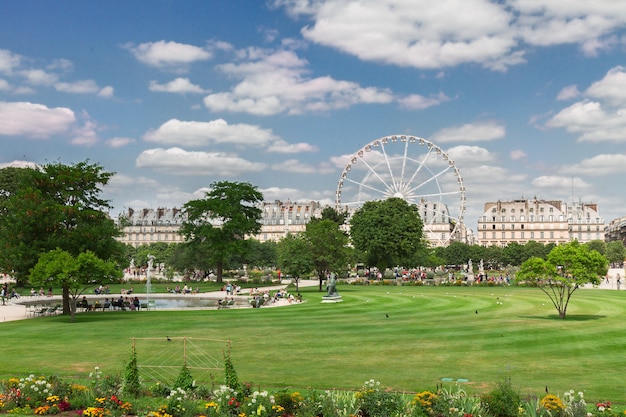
[342,176,391,198]
[405,165,452,196]
[378,142,400,193]
[357,153,396,194]
[405,146,436,187]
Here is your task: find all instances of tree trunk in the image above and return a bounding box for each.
[216,260,223,283]
[62,285,71,314]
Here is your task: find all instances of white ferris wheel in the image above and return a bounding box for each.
[335,135,466,246]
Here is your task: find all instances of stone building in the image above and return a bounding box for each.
[116,208,188,247]
[476,198,604,247]
[605,216,626,245]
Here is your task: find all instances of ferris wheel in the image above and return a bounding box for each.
[335,135,466,246]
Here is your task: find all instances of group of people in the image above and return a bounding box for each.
[1,283,21,305]
[78,295,142,311]
[166,285,198,294]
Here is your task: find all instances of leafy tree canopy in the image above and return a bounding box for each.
[517,241,608,319]
[30,248,122,321]
[180,181,263,282]
[0,161,124,287]
[349,198,426,273]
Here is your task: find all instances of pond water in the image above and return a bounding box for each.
[147,297,250,310]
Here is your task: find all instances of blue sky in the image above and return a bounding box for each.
[1,0,625,233]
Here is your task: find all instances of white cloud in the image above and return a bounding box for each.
[398,92,450,110]
[447,145,495,164]
[20,68,58,86]
[98,86,114,98]
[510,149,527,160]
[431,121,505,143]
[136,147,267,176]
[559,153,626,176]
[0,101,75,138]
[556,85,580,100]
[0,79,9,91]
[274,0,626,71]
[70,111,99,146]
[585,66,626,106]
[143,118,280,147]
[204,48,395,115]
[266,139,318,153]
[55,79,102,94]
[531,175,591,190]
[0,49,20,75]
[546,100,626,143]
[125,40,212,69]
[149,77,206,94]
[106,136,135,148]
[270,159,335,174]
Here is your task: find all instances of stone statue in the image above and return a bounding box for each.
[326,274,338,296]
[467,259,473,272]
[147,254,155,270]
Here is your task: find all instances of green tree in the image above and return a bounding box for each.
[0,162,123,289]
[180,181,263,282]
[517,241,608,319]
[276,234,314,292]
[605,241,625,266]
[585,239,606,255]
[349,198,426,273]
[29,248,122,322]
[304,219,350,291]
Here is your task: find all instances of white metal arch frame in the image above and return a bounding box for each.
[335,135,466,246]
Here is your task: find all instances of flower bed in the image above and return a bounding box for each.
[0,369,623,417]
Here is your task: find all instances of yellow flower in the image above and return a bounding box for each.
[540,394,564,412]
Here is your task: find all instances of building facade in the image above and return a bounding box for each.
[605,216,626,245]
[476,198,604,247]
[116,208,188,247]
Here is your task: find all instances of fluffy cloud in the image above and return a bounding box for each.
[531,175,591,189]
[149,77,206,94]
[106,137,136,148]
[203,48,395,115]
[547,67,626,144]
[135,147,267,176]
[270,159,335,174]
[274,0,626,71]
[0,101,75,138]
[143,118,280,147]
[559,153,626,176]
[398,93,450,110]
[125,40,212,69]
[431,121,506,143]
[0,49,20,75]
[51,79,114,97]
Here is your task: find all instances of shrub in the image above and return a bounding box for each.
[481,377,521,417]
[174,365,195,391]
[123,347,141,398]
[354,379,404,417]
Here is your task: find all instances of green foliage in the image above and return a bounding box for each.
[350,198,427,272]
[481,377,522,417]
[180,181,263,282]
[223,351,240,396]
[0,162,123,286]
[29,248,122,319]
[123,347,141,398]
[276,234,314,280]
[354,379,404,417]
[304,218,351,280]
[174,364,195,391]
[518,241,609,319]
[274,389,305,416]
[605,241,626,265]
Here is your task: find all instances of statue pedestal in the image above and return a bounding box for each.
[322,295,343,303]
[467,273,475,285]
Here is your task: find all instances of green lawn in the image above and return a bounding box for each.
[2,284,625,403]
